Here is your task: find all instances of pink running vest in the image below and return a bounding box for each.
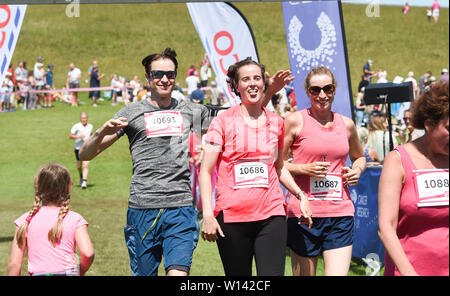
[384,146,449,276]
[287,109,354,218]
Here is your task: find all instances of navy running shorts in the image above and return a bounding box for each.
[287,216,354,257]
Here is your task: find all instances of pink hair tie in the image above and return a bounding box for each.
[25,216,32,223]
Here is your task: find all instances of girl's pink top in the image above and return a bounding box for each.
[287,109,354,218]
[14,206,88,275]
[204,105,286,223]
[433,1,440,10]
[384,146,449,276]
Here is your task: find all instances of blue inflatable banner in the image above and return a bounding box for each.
[282,1,354,120]
[349,166,385,263]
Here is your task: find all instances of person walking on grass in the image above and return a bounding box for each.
[66,63,81,106]
[79,48,210,276]
[70,112,93,189]
[283,66,366,276]
[199,57,312,276]
[7,162,94,276]
[79,48,294,276]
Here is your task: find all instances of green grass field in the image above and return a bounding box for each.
[1,2,448,276]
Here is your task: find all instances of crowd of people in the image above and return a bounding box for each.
[0,54,227,113]
[5,48,448,277]
[353,58,449,162]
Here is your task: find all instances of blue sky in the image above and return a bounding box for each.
[342,0,449,8]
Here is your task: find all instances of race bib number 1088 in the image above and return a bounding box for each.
[414,169,449,207]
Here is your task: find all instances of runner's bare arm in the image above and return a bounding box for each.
[79,117,128,161]
[262,70,295,107]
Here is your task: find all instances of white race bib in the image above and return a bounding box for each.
[144,111,183,138]
[414,169,449,207]
[309,173,343,200]
[233,161,269,189]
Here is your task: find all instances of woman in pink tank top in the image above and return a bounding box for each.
[378,82,448,276]
[283,66,366,276]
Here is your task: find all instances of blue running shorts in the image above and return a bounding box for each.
[287,216,354,257]
[124,206,199,276]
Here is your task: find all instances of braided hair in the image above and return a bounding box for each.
[15,163,73,248]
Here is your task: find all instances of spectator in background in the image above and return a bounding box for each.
[404,72,419,100]
[172,82,186,102]
[354,90,368,127]
[358,75,370,92]
[209,81,223,106]
[1,72,14,112]
[34,56,44,75]
[401,109,425,143]
[26,71,37,110]
[190,83,205,104]
[14,62,28,85]
[439,68,449,84]
[186,71,199,96]
[432,0,440,23]
[402,2,409,21]
[427,8,432,22]
[187,64,198,77]
[129,76,142,103]
[366,113,398,162]
[14,61,28,109]
[424,76,437,93]
[45,64,54,108]
[200,60,212,87]
[66,63,82,106]
[89,65,104,107]
[419,71,432,94]
[357,126,381,164]
[7,64,17,109]
[285,81,294,98]
[110,74,122,106]
[376,70,388,84]
[34,63,46,108]
[277,88,289,118]
[363,59,375,82]
[87,60,98,77]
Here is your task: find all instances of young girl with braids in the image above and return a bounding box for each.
[7,162,94,276]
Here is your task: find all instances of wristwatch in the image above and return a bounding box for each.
[295,191,305,200]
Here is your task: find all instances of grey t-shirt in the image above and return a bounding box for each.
[114,98,209,209]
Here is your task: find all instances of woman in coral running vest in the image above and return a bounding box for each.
[283,66,366,276]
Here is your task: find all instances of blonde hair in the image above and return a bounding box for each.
[16,163,72,249]
[304,66,338,91]
[357,126,369,145]
[368,114,386,132]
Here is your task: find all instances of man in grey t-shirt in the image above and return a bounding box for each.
[79,48,209,276]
